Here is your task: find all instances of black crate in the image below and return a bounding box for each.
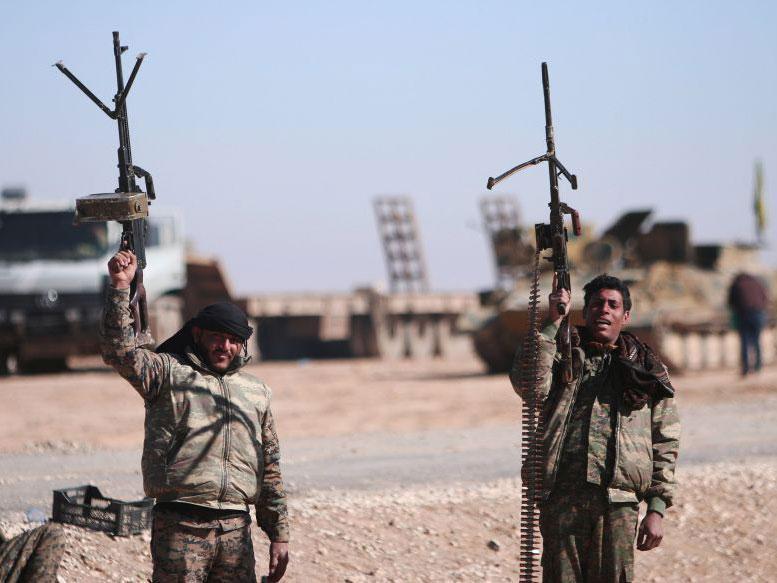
[52,485,153,536]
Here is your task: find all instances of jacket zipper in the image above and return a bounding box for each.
[601,352,621,492]
[610,399,621,493]
[217,376,232,507]
[546,351,585,496]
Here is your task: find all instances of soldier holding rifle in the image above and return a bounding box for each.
[104,250,289,582]
[56,32,289,582]
[487,62,680,582]
[511,274,680,582]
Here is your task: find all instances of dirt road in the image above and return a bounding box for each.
[2,355,777,581]
[3,396,777,517]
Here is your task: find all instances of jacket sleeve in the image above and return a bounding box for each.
[256,405,290,542]
[509,321,560,401]
[645,396,681,514]
[100,286,168,400]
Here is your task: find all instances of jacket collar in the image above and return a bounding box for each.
[572,325,674,398]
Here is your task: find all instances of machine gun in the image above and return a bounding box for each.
[55,31,156,346]
[486,62,580,582]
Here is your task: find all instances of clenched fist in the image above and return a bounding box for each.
[548,273,571,326]
[108,250,137,290]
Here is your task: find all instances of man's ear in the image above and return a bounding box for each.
[623,311,631,324]
[191,325,202,342]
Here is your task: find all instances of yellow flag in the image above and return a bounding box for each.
[754,160,766,242]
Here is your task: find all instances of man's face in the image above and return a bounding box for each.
[192,326,243,372]
[584,288,630,344]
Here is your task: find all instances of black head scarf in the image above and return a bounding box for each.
[190,302,253,341]
[569,325,674,411]
[156,302,253,356]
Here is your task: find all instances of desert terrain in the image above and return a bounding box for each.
[1,353,777,582]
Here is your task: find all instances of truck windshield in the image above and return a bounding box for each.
[0,211,109,261]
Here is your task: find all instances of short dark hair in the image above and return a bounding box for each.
[583,274,632,312]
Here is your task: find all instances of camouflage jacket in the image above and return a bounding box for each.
[101,287,289,542]
[511,322,680,514]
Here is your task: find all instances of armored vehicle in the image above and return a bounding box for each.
[466,205,774,373]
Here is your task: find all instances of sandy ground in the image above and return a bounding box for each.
[20,459,776,583]
[2,354,777,581]
[0,356,517,452]
[4,459,776,583]
[2,354,775,453]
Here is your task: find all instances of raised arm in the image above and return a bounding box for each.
[509,285,569,399]
[100,250,167,400]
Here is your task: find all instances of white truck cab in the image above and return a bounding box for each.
[0,191,185,373]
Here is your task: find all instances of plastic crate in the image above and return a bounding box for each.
[52,485,153,536]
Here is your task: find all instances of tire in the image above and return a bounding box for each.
[0,352,20,376]
[17,357,68,374]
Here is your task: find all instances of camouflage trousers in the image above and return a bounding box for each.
[539,486,639,583]
[0,523,66,583]
[151,506,256,583]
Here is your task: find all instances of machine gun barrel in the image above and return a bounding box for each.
[486,62,579,308]
[484,62,581,582]
[55,31,155,347]
[542,62,554,154]
[112,31,137,197]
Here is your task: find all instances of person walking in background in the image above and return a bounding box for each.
[728,272,770,376]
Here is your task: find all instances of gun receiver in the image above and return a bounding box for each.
[55,31,155,347]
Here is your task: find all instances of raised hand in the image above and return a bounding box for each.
[549,272,571,326]
[107,250,137,290]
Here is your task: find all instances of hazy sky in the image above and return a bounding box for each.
[2,1,775,294]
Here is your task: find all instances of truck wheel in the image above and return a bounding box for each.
[0,352,19,376]
[18,358,68,374]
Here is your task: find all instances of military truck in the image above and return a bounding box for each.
[0,189,186,373]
